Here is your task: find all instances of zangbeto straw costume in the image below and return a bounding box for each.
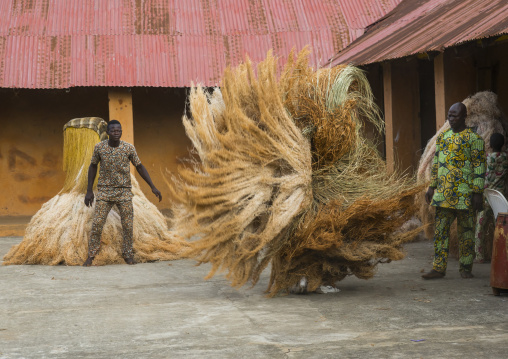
[429,128,486,273]
[3,117,187,266]
[168,48,423,296]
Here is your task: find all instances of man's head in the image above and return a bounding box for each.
[490,133,505,152]
[447,102,467,132]
[106,120,122,141]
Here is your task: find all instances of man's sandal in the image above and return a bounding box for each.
[124,257,136,265]
[460,271,474,279]
[421,269,445,280]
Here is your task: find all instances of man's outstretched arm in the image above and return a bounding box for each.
[84,163,98,207]
[136,164,162,202]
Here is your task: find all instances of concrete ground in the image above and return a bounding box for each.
[1,237,507,359]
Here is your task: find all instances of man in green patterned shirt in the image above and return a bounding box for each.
[422,102,486,279]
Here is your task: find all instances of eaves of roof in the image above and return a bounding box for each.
[327,0,508,67]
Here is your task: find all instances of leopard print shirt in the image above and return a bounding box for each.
[91,140,141,201]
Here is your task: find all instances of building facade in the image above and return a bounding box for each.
[0,0,401,227]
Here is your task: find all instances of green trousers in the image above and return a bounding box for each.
[432,206,474,273]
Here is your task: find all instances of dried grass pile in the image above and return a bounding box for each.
[169,48,421,296]
[417,91,507,241]
[3,118,187,266]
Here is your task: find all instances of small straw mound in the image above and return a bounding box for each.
[170,48,421,295]
[416,91,507,242]
[3,118,187,266]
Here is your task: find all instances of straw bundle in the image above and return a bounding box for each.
[268,187,422,294]
[169,52,313,286]
[170,48,421,295]
[3,119,187,266]
[61,127,101,193]
[417,91,507,242]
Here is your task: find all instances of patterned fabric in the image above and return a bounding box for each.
[88,200,134,258]
[63,117,108,141]
[91,140,141,201]
[474,151,508,260]
[97,187,133,202]
[474,204,492,261]
[433,206,474,273]
[484,151,508,191]
[430,128,486,210]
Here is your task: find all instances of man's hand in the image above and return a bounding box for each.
[136,164,161,202]
[84,190,95,207]
[472,193,484,212]
[151,186,162,202]
[425,187,435,205]
[85,164,98,207]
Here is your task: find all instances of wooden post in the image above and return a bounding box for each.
[382,59,421,174]
[434,53,446,130]
[383,62,395,173]
[108,89,134,145]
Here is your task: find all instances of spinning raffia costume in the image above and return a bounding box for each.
[168,49,422,295]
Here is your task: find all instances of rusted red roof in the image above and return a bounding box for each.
[0,0,401,88]
[328,0,508,66]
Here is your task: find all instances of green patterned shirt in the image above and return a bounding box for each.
[430,128,486,210]
[484,151,508,192]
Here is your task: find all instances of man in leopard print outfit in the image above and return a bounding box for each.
[83,120,162,266]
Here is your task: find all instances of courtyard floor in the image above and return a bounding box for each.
[1,237,507,358]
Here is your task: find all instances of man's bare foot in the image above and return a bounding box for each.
[83,256,94,267]
[422,269,445,279]
[460,271,474,279]
[124,257,136,265]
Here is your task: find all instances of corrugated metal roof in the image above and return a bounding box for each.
[0,0,402,88]
[328,0,508,66]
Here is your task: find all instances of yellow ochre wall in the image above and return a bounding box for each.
[131,88,191,216]
[0,87,190,217]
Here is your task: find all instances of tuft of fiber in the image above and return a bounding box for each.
[3,118,187,266]
[416,91,506,260]
[268,187,423,294]
[169,48,422,295]
[62,127,100,193]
